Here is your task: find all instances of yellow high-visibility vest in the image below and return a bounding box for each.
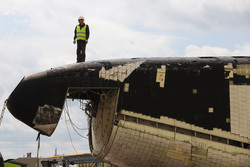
[76,24,87,40]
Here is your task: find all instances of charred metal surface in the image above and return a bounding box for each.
[7,56,250,134]
[6,56,250,166]
[121,58,231,131]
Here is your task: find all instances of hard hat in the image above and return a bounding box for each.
[78,16,84,20]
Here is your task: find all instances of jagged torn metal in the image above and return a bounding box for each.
[99,61,145,82]
[33,104,62,136]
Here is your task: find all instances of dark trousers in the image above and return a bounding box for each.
[76,40,86,62]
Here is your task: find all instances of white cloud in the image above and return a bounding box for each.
[88,18,176,60]
[185,43,250,57]
[185,45,232,57]
[1,0,250,32]
[233,44,250,55]
[110,0,250,31]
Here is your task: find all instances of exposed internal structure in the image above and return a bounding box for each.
[67,88,119,158]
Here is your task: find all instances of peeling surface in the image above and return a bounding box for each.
[208,107,214,113]
[223,63,250,139]
[230,85,250,139]
[224,63,234,79]
[203,65,210,69]
[33,105,62,136]
[123,83,130,92]
[156,65,166,88]
[99,61,144,82]
[236,64,250,76]
[225,64,250,79]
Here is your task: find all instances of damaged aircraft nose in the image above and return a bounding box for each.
[7,71,67,136]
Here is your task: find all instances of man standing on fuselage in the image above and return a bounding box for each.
[73,16,90,62]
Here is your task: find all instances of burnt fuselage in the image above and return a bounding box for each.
[7,57,250,166]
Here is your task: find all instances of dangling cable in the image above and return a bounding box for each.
[35,132,41,167]
[65,100,89,139]
[64,101,78,154]
[79,99,91,117]
[0,99,8,126]
[66,100,89,131]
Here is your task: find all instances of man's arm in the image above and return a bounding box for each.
[73,26,77,40]
[86,25,90,40]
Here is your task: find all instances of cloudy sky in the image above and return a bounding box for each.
[0,0,250,160]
